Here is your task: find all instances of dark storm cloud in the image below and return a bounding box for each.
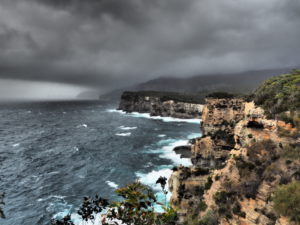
[0,0,299,90]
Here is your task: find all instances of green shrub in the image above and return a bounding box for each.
[214,175,221,181]
[204,177,213,190]
[248,133,253,138]
[232,203,246,218]
[198,200,208,212]
[273,182,300,223]
[254,70,300,118]
[194,186,205,197]
[198,210,218,225]
[214,191,229,205]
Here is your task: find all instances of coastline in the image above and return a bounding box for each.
[50,107,202,224]
[107,109,202,213]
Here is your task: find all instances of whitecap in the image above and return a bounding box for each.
[39,195,66,203]
[158,134,166,137]
[47,171,60,175]
[119,125,137,130]
[107,109,126,114]
[12,143,20,147]
[77,124,88,128]
[115,132,131,137]
[106,181,119,189]
[108,109,201,124]
[50,195,66,200]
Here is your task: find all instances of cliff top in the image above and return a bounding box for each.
[121,91,204,104]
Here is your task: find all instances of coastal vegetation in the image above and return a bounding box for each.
[273,182,300,224]
[121,91,204,104]
[51,179,177,225]
[254,70,300,119]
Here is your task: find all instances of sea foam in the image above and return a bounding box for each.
[119,125,137,130]
[115,132,131,136]
[106,181,119,189]
[107,109,201,124]
[77,124,88,128]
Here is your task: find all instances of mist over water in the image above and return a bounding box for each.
[0,101,201,225]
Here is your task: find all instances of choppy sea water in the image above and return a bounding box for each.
[0,101,201,225]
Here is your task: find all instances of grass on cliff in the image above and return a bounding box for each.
[254,69,300,118]
[273,182,300,224]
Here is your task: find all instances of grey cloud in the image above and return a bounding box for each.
[0,0,299,90]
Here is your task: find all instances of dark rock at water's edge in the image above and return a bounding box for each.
[188,138,197,145]
[118,91,204,119]
[173,145,192,158]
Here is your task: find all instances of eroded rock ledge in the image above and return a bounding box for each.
[118,91,204,119]
[169,97,300,225]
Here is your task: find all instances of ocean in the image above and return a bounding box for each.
[0,101,201,225]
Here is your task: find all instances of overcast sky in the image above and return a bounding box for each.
[0,0,299,98]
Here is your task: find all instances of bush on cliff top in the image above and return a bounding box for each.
[273,181,300,223]
[254,70,300,118]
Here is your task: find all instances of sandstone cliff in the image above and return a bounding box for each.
[169,97,300,225]
[118,91,204,119]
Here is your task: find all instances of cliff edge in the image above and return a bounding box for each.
[118,91,204,119]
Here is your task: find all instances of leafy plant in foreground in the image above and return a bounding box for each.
[51,179,177,225]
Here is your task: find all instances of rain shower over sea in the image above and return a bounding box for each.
[0,101,201,225]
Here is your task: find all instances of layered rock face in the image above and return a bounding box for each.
[169,98,300,225]
[118,92,203,119]
[191,98,246,169]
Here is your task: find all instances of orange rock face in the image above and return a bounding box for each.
[169,98,300,225]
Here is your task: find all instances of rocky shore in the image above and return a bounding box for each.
[118,91,204,119]
[168,97,300,225]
